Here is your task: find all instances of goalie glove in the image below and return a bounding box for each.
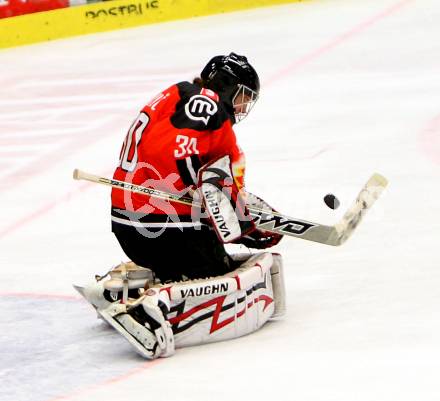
[235,192,283,249]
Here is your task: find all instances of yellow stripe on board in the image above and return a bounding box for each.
[0,0,304,49]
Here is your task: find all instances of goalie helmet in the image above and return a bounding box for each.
[200,52,260,123]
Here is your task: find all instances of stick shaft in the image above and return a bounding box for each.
[73,169,387,246]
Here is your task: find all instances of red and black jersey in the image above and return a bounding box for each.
[111,82,246,227]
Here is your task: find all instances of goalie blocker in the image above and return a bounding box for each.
[197,155,283,249]
[75,252,285,359]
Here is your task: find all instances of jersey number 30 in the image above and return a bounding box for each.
[119,112,150,172]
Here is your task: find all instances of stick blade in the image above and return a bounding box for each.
[366,173,388,197]
[330,173,388,245]
[370,172,388,188]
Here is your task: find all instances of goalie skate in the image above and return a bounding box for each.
[73,261,154,311]
[98,302,160,359]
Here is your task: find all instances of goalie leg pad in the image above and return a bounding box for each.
[270,253,286,318]
[77,254,283,358]
[164,252,276,349]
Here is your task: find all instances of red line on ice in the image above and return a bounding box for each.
[45,361,162,401]
[0,292,161,401]
[419,113,440,166]
[0,135,102,192]
[266,0,414,85]
[0,180,92,239]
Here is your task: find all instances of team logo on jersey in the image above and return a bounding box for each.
[185,95,218,125]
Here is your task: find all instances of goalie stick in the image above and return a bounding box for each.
[73,169,387,246]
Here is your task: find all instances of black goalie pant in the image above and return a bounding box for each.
[112,221,234,283]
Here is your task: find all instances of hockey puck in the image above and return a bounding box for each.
[323,193,340,210]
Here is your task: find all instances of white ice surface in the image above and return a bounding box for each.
[1,0,440,400]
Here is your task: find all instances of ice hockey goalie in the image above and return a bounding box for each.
[75,53,287,358]
[75,152,286,359]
